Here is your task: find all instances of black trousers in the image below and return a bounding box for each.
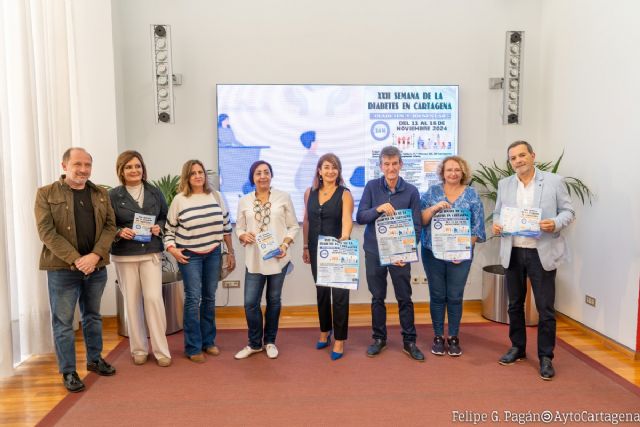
[365,252,417,343]
[311,250,350,340]
[505,247,557,359]
[315,286,350,340]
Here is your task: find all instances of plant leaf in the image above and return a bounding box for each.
[471,150,594,216]
[151,174,180,206]
[551,150,564,174]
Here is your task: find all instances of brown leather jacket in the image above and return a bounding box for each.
[35,176,117,270]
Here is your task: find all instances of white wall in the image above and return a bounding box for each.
[108,0,640,349]
[111,0,544,173]
[538,0,640,348]
[68,0,120,314]
[110,0,545,311]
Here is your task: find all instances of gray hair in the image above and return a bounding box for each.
[507,140,534,157]
[379,145,402,164]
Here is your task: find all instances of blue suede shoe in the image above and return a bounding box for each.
[316,330,332,350]
[330,351,343,361]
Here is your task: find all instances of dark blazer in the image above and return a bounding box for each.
[109,182,168,256]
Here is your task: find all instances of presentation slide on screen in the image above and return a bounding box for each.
[217,84,458,222]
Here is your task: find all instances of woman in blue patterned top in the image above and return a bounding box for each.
[420,156,485,357]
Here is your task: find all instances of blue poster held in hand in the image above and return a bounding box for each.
[256,230,282,260]
[132,213,155,243]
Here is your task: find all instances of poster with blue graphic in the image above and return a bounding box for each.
[256,230,282,260]
[431,208,472,261]
[316,236,359,290]
[375,209,418,265]
[216,85,458,222]
[132,213,155,243]
[500,207,542,238]
[364,86,459,193]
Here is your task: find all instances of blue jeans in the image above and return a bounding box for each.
[421,247,471,337]
[47,268,107,374]
[177,247,221,356]
[243,263,289,349]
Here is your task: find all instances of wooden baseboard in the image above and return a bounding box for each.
[557,312,638,360]
[213,301,482,318]
[105,303,635,360]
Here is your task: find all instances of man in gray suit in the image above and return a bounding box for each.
[492,140,575,380]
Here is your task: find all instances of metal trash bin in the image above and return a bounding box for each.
[481,265,538,326]
[116,271,184,337]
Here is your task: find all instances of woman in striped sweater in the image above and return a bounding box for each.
[164,160,236,363]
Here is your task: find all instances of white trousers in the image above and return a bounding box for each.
[114,254,170,359]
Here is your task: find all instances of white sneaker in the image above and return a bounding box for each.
[265,343,279,359]
[234,346,263,360]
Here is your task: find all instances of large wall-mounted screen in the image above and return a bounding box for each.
[217,84,458,222]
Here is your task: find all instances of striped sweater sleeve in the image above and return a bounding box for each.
[216,190,232,235]
[163,193,182,249]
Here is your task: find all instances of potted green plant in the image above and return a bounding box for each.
[471,150,593,222]
[470,150,594,325]
[150,174,180,271]
[151,174,181,275]
[151,174,180,207]
[146,174,185,333]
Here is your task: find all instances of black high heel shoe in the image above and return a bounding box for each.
[316,330,332,350]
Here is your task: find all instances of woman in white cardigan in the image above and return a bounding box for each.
[234,160,299,360]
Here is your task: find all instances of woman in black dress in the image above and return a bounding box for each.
[302,153,354,360]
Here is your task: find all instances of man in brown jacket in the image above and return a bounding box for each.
[35,147,117,393]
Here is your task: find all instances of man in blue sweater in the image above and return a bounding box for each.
[356,146,424,361]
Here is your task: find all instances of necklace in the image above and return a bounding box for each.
[253,191,271,233]
[134,185,143,202]
[126,184,144,205]
[320,185,337,197]
[255,189,270,203]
